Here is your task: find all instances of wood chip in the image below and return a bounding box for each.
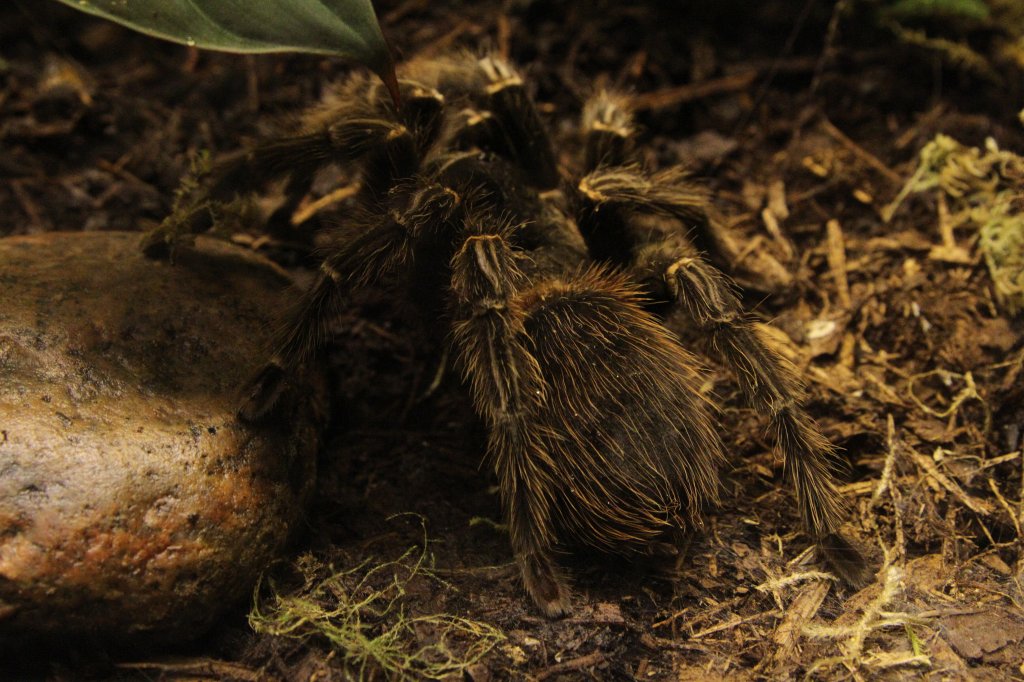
[826,219,852,309]
[907,447,995,516]
[769,580,830,669]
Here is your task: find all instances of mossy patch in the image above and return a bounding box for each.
[249,531,504,680]
[886,130,1024,314]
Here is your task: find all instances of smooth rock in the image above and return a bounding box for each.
[0,232,323,646]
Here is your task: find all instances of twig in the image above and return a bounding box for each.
[929,191,972,263]
[382,0,428,24]
[497,13,512,60]
[810,0,851,96]
[907,447,994,516]
[895,104,946,150]
[690,611,774,640]
[430,562,517,578]
[533,651,607,681]
[820,116,902,185]
[996,346,1024,392]
[907,369,991,433]
[117,659,272,682]
[291,183,361,225]
[10,180,45,232]
[96,158,161,199]
[630,71,757,112]
[415,20,485,59]
[872,415,898,506]
[652,595,743,629]
[973,450,1020,472]
[245,55,260,113]
[638,632,707,652]
[988,477,1022,538]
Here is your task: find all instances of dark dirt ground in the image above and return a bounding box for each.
[3,0,1024,679]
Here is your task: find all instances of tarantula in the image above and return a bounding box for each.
[146,54,867,616]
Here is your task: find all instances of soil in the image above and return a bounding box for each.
[2,0,1023,679]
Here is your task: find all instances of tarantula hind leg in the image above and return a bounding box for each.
[663,251,870,587]
[572,164,868,586]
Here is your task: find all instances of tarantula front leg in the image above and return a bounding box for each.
[143,119,402,259]
[474,56,560,190]
[145,79,446,259]
[575,165,744,273]
[580,90,637,172]
[450,233,569,616]
[426,55,560,190]
[576,92,794,292]
[239,183,459,421]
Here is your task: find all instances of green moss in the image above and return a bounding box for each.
[249,541,505,679]
[886,133,1024,314]
[882,0,990,22]
[979,195,1024,313]
[870,0,1024,79]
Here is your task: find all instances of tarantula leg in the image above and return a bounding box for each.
[476,56,560,190]
[239,183,460,421]
[237,223,408,421]
[210,75,446,207]
[450,233,570,616]
[581,90,637,172]
[575,165,724,260]
[139,203,214,261]
[357,82,446,205]
[144,117,410,259]
[577,160,866,581]
[656,252,868,586]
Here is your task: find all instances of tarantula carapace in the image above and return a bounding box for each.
[147,54,868,615]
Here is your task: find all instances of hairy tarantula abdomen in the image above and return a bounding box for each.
[520,271,727,541]
[451,237,726,616]
[153,52,870,616]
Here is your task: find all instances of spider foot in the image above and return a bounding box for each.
[237,360,289,423]
[818,533,871,589]
[140,222,194,260]
[140,206,209,260]
[143,194,258,260]
[519,552,571,618]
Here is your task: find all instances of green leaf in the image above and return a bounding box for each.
[884,0,991,22]
[54,0,392,75]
